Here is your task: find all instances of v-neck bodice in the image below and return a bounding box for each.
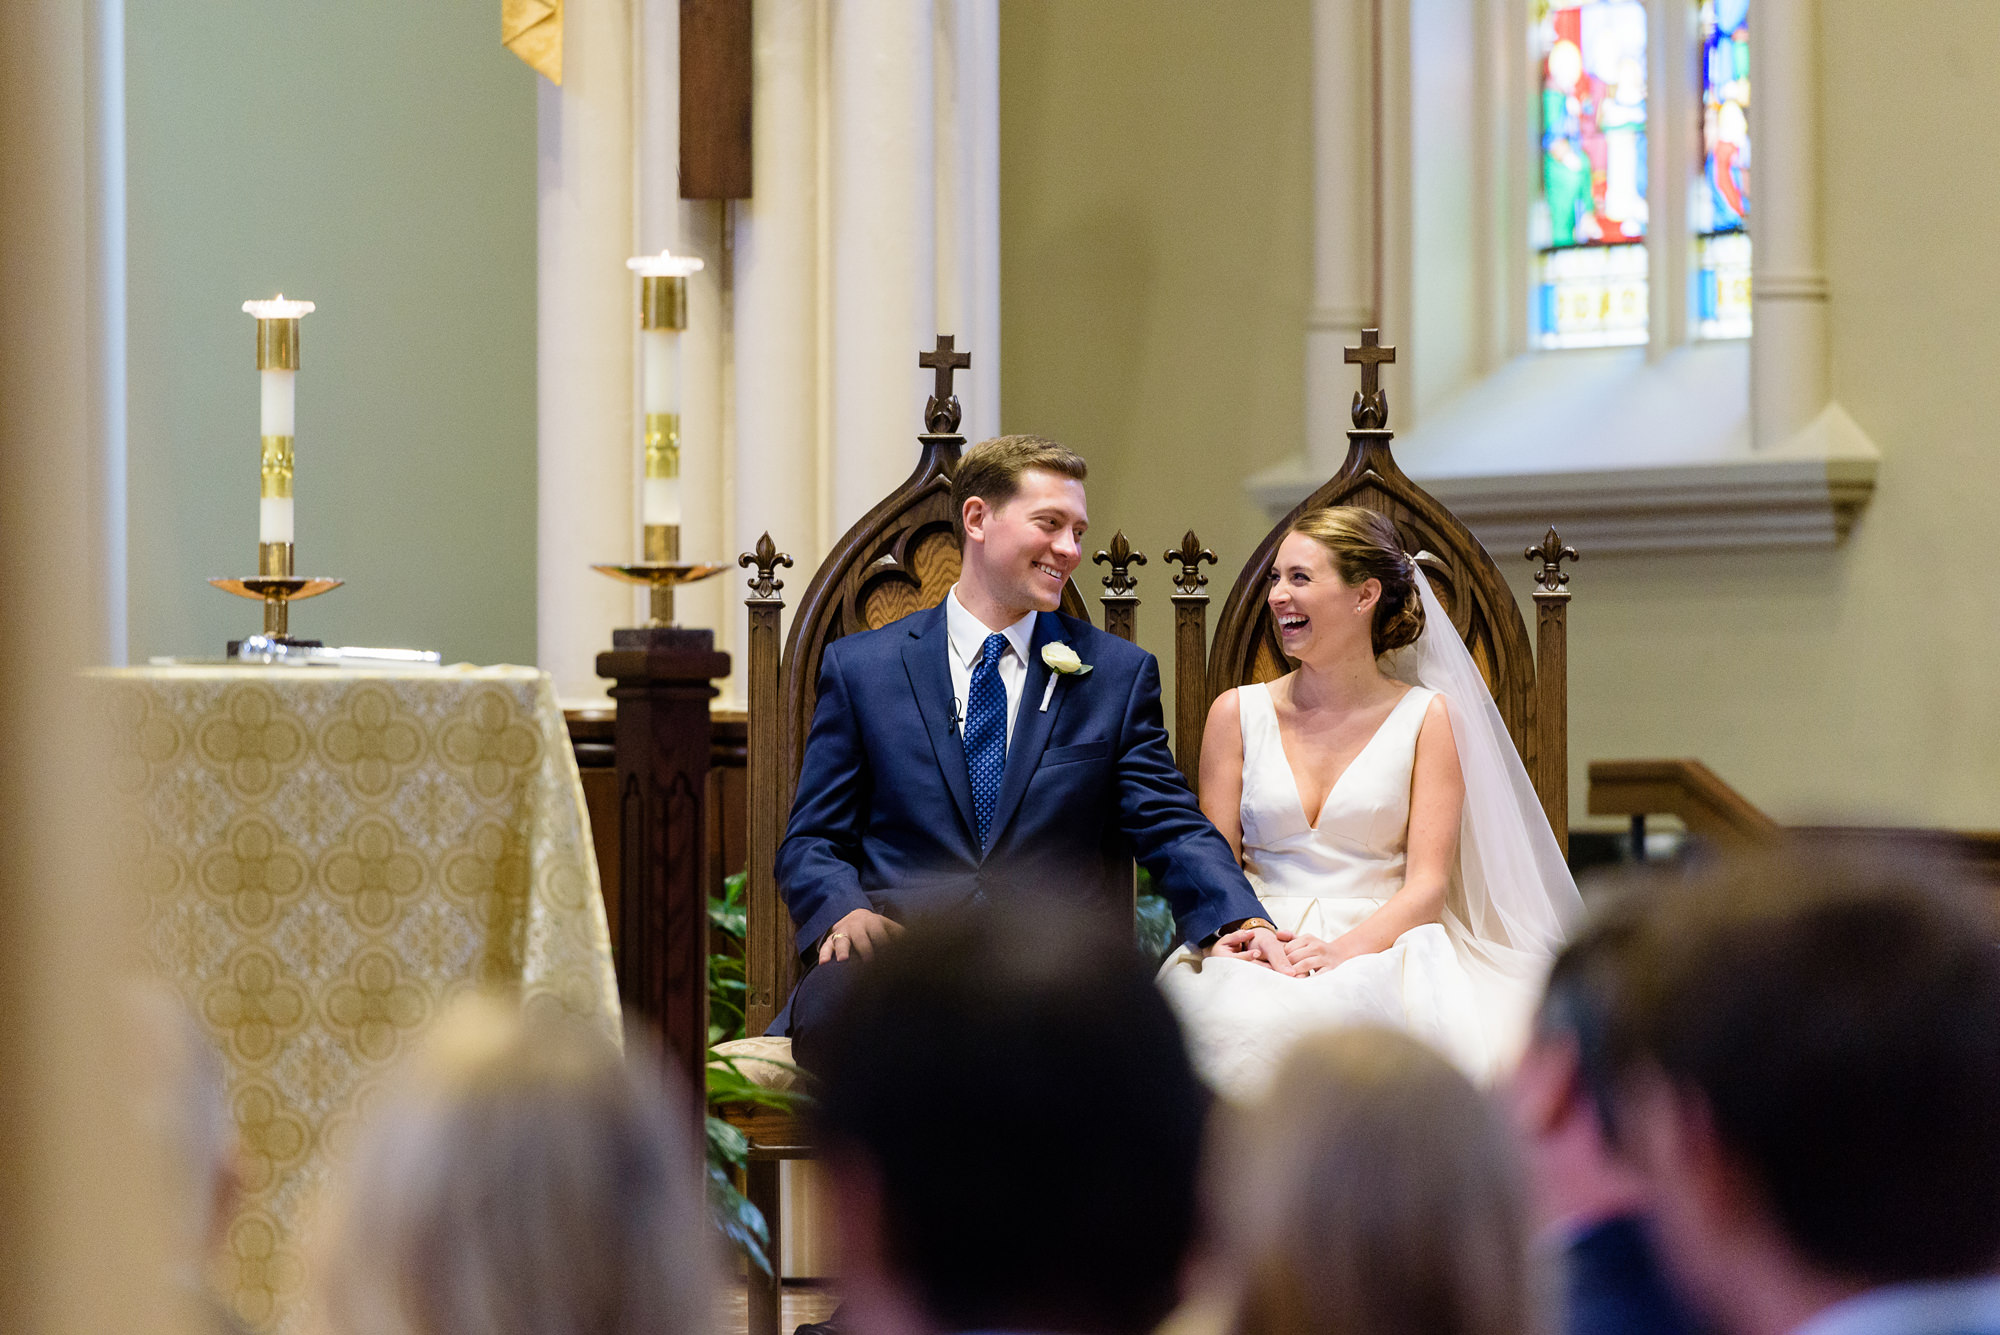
[1236,682,1436,910]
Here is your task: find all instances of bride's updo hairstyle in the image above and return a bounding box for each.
[1284,507,1424,656]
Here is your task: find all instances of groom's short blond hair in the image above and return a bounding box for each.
[951,435,1087,543]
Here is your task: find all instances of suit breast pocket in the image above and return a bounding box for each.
[1040,740,1111,767]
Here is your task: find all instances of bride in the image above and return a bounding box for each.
[1157,506,1582,1099]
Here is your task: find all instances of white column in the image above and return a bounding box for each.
[89,0,125,663]
[537,0,634,702]
[1749,0,1827,449]
[734,0,821,602]
[829,0,936,530]
[934,0,1000,443]
[1306,0,1372,474]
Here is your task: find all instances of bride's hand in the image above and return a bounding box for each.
[1208,924,1300,976]
[1284,931,1373,976]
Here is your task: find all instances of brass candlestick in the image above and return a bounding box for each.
[592,522,725,628]
[594,249,721,632]
[212,295,342,649]
[209,574,345,640]
[211,536,342,640]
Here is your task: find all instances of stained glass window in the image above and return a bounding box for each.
[1695,0,1751,338]
[1533,0,1649,349]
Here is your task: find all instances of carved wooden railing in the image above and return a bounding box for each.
[1589,757,2000,885]
[1587,758,1783,847]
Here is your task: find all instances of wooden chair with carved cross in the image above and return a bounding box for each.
[1164,330,1581,848]
[714,337,1153,1335]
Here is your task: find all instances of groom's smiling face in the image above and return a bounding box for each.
[962,467,1089,620]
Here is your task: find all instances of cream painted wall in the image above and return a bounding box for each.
[1504,0,2000,829]
[126,0,537,665]
[999,0,1314,723]
[1004,0,2000,830]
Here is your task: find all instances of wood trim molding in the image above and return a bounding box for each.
[1587,758,1781,845]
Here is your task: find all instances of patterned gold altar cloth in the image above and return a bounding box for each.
[93,665,621,1333]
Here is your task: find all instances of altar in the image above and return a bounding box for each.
[94,663,620,1333]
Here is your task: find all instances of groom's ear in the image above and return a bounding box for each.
[960,496,990,547]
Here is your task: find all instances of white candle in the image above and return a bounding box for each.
[243,296,314,553]
[641,328,680,526]
[259,368,296,544]
[627,252,702,540]
[642,327,677,414]
[644,474,683,525]
[260,494,295,544]
[260,368,295,435]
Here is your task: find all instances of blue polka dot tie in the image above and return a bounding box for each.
[964,632,1009,850]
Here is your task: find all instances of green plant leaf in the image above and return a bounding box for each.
[707,1160,774,1275]
[1135,890,1176,963]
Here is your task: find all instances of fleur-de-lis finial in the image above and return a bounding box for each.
[1524,526,1579,591]
[1094,531,1147,595]
[739,531,795,600]
[1164,531,1218,595]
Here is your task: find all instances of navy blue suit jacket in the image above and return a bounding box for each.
[1565,1216,1701,1335]
[775,603,1267,957]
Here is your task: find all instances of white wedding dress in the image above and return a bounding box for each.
[1159,670,1568,1101]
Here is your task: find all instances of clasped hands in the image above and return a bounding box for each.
[820,907,1367,978]
[1207,923,1370,977]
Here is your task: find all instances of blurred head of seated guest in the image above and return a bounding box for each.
[1210,1026,1540,1335]
[129,984,249,1334]
[1509,888,1700,1335]
[811,898,1208,1335]
[310,994,709,1335]
[1605,845,2000,1335]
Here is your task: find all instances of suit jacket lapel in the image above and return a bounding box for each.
[902,605,977,841]
[986,612,1068,849]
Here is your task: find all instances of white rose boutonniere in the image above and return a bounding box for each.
[1039,641,1092,710]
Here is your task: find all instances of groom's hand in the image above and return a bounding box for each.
[818,908,904,964]
[1208,923,1300,976]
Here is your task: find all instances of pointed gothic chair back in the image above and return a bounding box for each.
[1197,331,1578,847]
[724,344,1150,1335]
[736,354,1095,1040]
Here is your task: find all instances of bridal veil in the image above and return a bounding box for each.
[1383,567,1585,1055]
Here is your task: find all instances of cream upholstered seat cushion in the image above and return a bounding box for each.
[710,1035,803,1091]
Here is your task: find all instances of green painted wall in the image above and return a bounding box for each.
[1000,0,1315,719]
[125,0,538,665]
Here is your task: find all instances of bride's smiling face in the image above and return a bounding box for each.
[1267,532,1381,664]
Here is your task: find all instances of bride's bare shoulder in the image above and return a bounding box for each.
[1204,683,1243,733]
[1415,691,1457,749]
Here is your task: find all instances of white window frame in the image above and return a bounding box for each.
[1255,0,1876,554]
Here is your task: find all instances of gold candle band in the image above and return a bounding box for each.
[261,435,295,498]
[256,318,301,370]
[640,275,688,331]
[644,413,681,479]
[258,542,294,578]
[644,523,680,563]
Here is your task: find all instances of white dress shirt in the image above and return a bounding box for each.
[1793,1275,2000,1335]
[944,586,1036,751]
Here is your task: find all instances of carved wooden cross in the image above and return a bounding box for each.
[1344,328,1396,429]
[920,334,971,433]
[1344,328,1395,396]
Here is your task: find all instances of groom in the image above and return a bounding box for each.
[774,434,1288,1066]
